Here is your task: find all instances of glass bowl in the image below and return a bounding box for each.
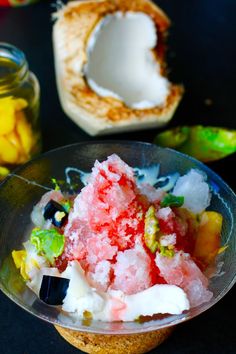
[0,141,236,350]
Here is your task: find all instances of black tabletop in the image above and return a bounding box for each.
[0,1,236,353]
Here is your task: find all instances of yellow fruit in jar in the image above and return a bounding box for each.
[13,98,28,111]
[0,96,16,135]
[6,130,28,163]
[0,96,33,165]
[15,110,33,156]
[0,135,19,164]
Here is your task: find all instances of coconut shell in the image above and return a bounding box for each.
[53,0,183,136]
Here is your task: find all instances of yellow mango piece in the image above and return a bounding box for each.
[6,130,28,163]
[12,250,29,280]
[13,98,28,111]
[16,111,33,155]
[20,262,29,280]
[0,136,19,164]
[0,96,16,135]
[12,250,27,269]
[193,211,223,267]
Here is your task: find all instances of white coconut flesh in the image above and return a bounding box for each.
[84,12,170,109]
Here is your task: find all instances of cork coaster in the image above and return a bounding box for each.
[55,325,173,354]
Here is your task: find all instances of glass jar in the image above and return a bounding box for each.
[0,42,41,179]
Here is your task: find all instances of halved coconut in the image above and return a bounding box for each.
[53,0,183,136]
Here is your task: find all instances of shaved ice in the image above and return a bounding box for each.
[155,251,213,306]
[173,169,211,214]
[13,154,223,322]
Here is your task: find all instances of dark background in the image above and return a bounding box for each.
[0,1,236,353]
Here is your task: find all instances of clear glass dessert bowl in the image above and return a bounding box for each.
[0,141,236,354]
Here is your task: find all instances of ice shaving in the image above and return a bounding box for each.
[12,154,224,322]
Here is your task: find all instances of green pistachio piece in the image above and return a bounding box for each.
[154,125,236,162]
[30,228,65,264]
[160,246,175,258]
[160,194,184,208]
[144,206,160,253]
[51,178,61,191]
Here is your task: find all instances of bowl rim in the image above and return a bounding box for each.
[1,140,236,334]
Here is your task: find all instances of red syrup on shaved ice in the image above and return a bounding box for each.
[12,154,224,322]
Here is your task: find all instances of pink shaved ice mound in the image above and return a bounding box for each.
[61,154,151,294]
[88,260,112,292]
[44,154,216,309]
[155,251,213,307]
[112,242,152,295]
